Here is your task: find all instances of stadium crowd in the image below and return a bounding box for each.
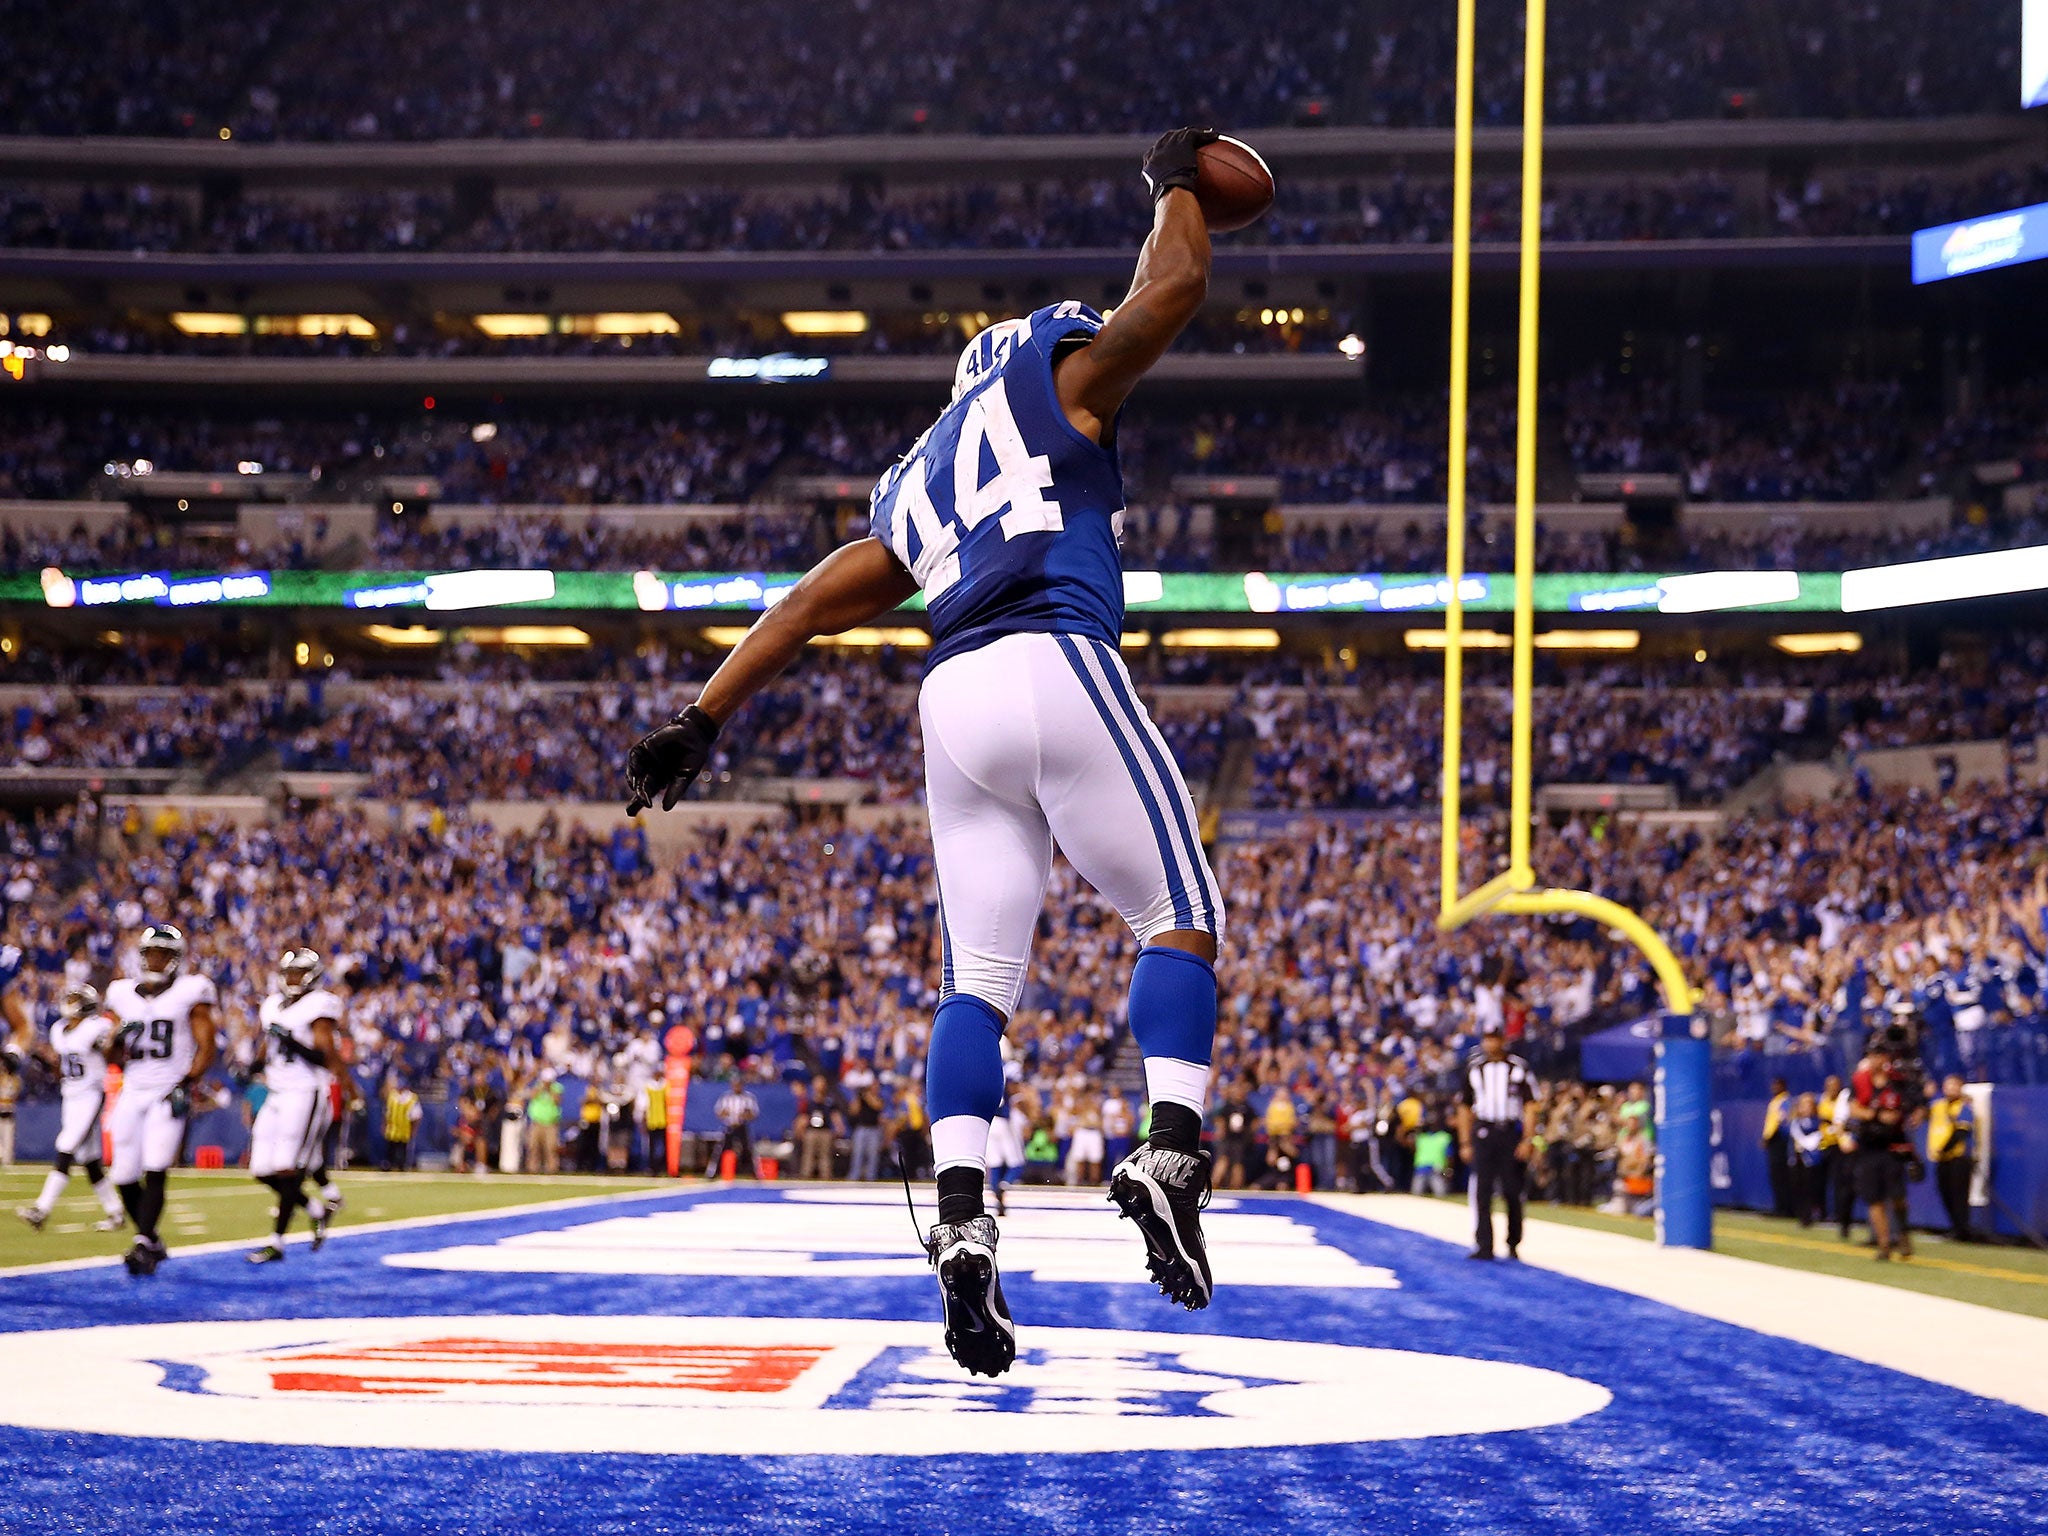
[0,0,2011,140]
[5,376,2045,544]
[0,766,2040,1192]
[5,635,2044,812]
[6,160,2043,256]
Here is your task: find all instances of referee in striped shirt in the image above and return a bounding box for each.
[714,1076,760,1179]
[1456,1026,1540,1261]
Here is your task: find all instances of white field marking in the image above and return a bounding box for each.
[0,1184,692,1280]
[0,1169,684,1189]
[793,1185,1250,1212]
[1316,1193,2048,1418]
[386,1188,1396,1289]
[0,1314,1611,1456]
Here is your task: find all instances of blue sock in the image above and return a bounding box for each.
[925,993,1008,1179]
[1128,945,1217,1124]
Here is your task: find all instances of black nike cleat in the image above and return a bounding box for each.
[925,1216,1016,1379]
[1109,1142,1215,1310]
[124,1236,166,1277]
[247,1244,286,1265]
[310,1207,330,1252]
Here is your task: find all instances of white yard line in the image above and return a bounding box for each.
[1313,1192,2048,1417]
[0,1184,690,1280]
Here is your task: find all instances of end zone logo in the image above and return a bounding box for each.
[0,1316,1608,1456]
[263,1337,831,1398]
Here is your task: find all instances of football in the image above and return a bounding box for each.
[1194,135,1276,232]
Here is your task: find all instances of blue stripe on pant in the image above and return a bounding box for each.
[1085,637,1221,931]
[1052,634,1196,931]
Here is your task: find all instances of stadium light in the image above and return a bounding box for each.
[464,626,591,646]
[781,311,871,336]
[363,625,445,646]
[252,314,376,337]
[1653,570,1801,613]
[1535,629,1638,650]
[1407,628,1638,650]
[1841,543,2048,611]
[1770,632,1863,655]
[1161,629,1281,648]
[171,313,249,336]
[1405,628,1511,649]
[702,625,929,649]
[577,313,682,335]
[421,570,557,611]
[472,314,552,338]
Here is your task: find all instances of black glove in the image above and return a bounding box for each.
[1142,126,1221,202]
[624,704,721,815]
[168,1080,191,1119]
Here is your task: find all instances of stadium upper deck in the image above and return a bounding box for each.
[0,0,2022,139]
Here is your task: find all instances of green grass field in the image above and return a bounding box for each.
[1495,1200,2048,1320]
[0,1166,677,1270]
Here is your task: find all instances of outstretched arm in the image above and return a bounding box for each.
[1055,130,1215,444]
[696,538,917,723]
[624,538,917,813]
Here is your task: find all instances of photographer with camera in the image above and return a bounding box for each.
[1849,1011,1927,1261]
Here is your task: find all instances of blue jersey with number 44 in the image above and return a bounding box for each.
[869,303,1126,669]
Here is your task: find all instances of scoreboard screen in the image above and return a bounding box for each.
[1912,200,2048,282]
[2029,0,2048,107]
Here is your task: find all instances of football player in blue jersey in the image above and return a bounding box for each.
[626,128,1230,1379]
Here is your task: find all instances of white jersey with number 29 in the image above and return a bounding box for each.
[105,974,217,1096]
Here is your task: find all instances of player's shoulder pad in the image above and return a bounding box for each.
[176,973,219,1008]
[1026,300,1106,355]
[103,977,138,1010]
[259,993,281,1024]
[306,988,344,1018]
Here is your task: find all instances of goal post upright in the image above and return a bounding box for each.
[1434,0,1711,1248]
[1438,0,1478,925]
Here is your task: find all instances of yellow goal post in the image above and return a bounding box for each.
[1432,0,1710,1246]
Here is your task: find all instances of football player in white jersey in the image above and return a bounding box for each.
[104,924,218,1276]
[626,130,1232,1377]
[16,984,128,1232]
[246,948,347,1263]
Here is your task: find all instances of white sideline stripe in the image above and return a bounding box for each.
[1314,1193,2048,1418]
[0,1184,690,1279]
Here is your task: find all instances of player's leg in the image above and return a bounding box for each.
[916,647,1053,1377]
[107,1089,151,1236]
[80,1153,126,1227]
[21,1092,86,1227]
[1038,635,1222,1308]
[19,1150,72,1230]
[248,1091,302,1261]
[1469,1134,1501,1258]
[1502,1147,1527,1257]
[984,1112,1022,1215]
[298,1092,337,1244]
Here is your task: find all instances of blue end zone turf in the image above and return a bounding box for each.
[0,1187,2042,1536]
